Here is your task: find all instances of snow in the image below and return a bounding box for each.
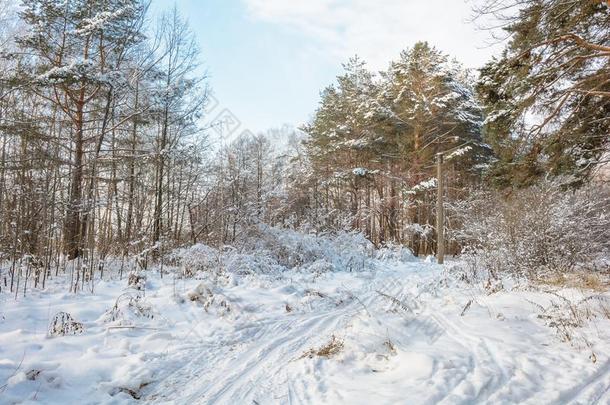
[73,7,134,37]
[408,177,437,194]
[342,139,370,150]
[1,234,609,404]
[36,59,96,84]
[446,146,472,161]
[351,167,379,177]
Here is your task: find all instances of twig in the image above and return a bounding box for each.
[106,326,163,331]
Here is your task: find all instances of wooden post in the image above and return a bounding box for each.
[436,153,445,264]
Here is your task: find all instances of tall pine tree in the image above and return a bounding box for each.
[475,0,610,187]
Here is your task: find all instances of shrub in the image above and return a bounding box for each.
[186,282,232,316]
[101,293,154,326]
[451,180,610,278]
[169,225,377,277]
[48,312,84,337]
[127,272,146,290]
[172,244,221,277]
[239,224,375,272]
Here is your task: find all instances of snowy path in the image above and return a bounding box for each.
[142,263,610,404]
[1,260,609,404]
[149,307,352,402]
[147,275,376,403]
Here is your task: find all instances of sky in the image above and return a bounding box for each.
[164,0,504,136]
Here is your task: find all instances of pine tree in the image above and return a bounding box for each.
[302,44,491,251]
[379,42,489,186]
[475,0,610,187]
[15,0,147,259]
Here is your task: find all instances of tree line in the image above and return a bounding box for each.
[288,0,609,255]
[0,0,608,294]
[0,0,207,292]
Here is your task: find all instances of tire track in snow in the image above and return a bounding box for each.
[146,297,365,404]
[202,313,347,403]
[556,357,610,404]
[144,265,609,404]
[361,274,513,405]
[429,311,511,404]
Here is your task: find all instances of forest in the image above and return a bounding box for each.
[0,1,609,404]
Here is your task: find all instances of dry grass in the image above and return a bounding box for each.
[530,290,610,356]
[537,270,610,292]
[383,339,397,355]
[301,335,344,359]
[112,382,150,400]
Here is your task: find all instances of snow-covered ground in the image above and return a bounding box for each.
[1,250,609,404]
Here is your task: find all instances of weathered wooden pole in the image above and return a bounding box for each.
[436,152,445,264]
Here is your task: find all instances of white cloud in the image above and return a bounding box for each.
[243,0,502,70]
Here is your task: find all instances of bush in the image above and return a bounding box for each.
[222,250,284,275]
[239,224,375,272]
[451,180,610,278]
[168,225,377,277]
[375,242,416,263]
[101,293,155,326]
[186,282,232,316]
[48,312,84,337]
[127,272,146,290]
[172,244,221,277]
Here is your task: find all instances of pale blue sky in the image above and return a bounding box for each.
[162,0,503,135]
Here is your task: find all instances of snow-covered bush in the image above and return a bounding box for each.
[306,259,335,274]
[222,250,284,275]
[127,272,146,291]
[321,231,375,272]
[238,224,375,272]
[239,225,325,268]
[186,282,232,316]
[375,242,416,263]
[48,312,84,337]
[172,243,221,277]
[166,225,377,277]
[451,180,610,278]
[101,293,155,326]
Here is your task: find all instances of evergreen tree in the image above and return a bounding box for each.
[379,42,489,186]
[302,43,491,252]
[475,0,610,187]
